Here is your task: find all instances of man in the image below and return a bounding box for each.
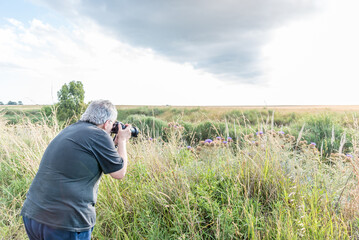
[20,100,131,239]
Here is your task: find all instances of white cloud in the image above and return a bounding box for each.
[1,18,250,105]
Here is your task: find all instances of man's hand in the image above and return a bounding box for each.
[114,124,132,146]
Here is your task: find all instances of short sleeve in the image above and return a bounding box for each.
[90,130,123,174]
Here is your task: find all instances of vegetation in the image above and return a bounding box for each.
[1,106,359,239]
[0,101,23,105]
[0,108,45,124]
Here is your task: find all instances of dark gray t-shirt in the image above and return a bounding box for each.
[21,121,123,232]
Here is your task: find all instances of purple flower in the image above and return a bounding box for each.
[223,141,228,144]
[187,146,192,149]
[204,139,213,143]
[148,137,153,141]
[278,131,285,134]
[310,142,316,146]
[227,137,232,140]
[256,131,263,135]
[216,136,222,140]
[346,154,353,158]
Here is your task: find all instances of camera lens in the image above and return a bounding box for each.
[111,121,139,137]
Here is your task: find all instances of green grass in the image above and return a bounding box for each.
[1,108,359,239]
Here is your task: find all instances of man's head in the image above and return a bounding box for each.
[80,100,117,133]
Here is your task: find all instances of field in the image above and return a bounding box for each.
[1,105,359,239]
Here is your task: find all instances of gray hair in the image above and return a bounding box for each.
[80,100,117,125]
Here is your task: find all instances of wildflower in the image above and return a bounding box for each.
[216,136,222,140]
[344,154,353,162]
[278,131,285,134]
[310,142,316,146]
[187,146,192,149]
[256,131,263,136]
[227,137,233,142]
[223,141,228,144]
[204,139,213,143]
[148,137,153,141]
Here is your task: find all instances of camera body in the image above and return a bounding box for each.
[111,121,139,137]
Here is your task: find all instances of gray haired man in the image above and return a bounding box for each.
[21,100,131,240]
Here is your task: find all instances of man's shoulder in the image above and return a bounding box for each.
[66,121,102,133]
[53,121,106,144]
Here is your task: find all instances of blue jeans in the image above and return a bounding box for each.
[22,216,93,240]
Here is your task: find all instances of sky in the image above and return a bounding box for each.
[1,0,359,106]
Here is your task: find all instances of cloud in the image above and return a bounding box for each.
[34,0,321,82]
[0,18,238,106]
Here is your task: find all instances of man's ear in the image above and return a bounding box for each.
[104,120,112,128]
[98,120,110,130]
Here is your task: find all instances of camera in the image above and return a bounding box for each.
[111,121,139,137]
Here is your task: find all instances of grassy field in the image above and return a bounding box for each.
[1,105,359,239]
[3,104,359,112]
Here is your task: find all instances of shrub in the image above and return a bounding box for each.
[294,114,351,157]
[224,109,297,126]
[117,107,165,121]
[124,115,168,139]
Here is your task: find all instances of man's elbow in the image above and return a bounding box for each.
[109,170,125,180]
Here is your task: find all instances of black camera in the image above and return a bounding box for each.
[111,121,139,137]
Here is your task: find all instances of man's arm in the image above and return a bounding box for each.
[109,126,131,179]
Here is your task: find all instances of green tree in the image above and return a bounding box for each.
[18,101,23,105]
[7,101,17,105]
[56,81,86,123]
[0,101,3,105]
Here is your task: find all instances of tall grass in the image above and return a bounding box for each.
[0,116,59,239]
[1,113,359,239]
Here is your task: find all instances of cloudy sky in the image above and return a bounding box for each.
[1,0,358,106]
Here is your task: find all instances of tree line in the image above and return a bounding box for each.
[0,101,23,105]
